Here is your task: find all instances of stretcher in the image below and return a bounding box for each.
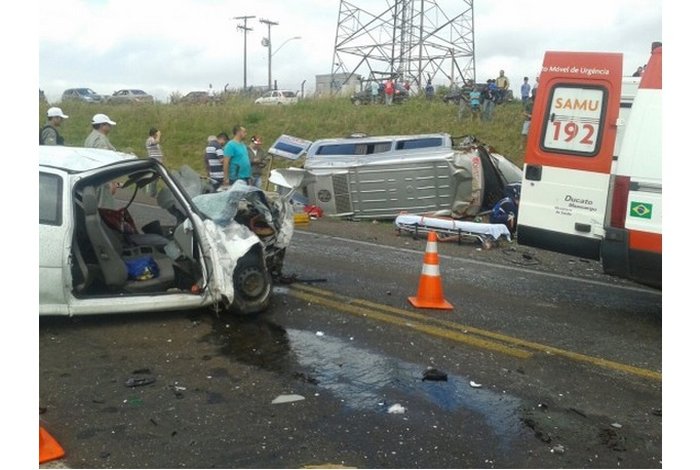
[395,213,511,248]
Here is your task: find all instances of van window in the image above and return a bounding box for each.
[541,85,607,157]
[316,142,392,156]
[39,172,63,226]
[396,137,443,150]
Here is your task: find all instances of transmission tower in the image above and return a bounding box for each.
[331,0,475,92]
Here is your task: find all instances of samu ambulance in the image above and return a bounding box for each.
[517,44,662,288]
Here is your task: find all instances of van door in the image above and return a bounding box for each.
[517,52,623,259]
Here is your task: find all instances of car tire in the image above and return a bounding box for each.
[228,248,272,315]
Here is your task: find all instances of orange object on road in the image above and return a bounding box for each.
[408,231,453,310]
[39,425,65,464]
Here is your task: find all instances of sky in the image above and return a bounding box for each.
[38,0,662,102]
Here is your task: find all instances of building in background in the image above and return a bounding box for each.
[315,73,362,97]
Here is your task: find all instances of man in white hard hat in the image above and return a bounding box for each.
[40,107,69,145]
[84,113,117,150]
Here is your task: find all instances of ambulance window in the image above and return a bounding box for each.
[540,85,607,157]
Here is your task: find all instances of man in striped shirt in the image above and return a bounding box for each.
[145,127,164,197]
[204,134,226,189]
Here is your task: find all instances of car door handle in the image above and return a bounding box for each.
[575,223,591,233]
[525,165,542,181]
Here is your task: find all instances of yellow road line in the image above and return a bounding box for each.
[290,284,662,382]
[289,290,533,359]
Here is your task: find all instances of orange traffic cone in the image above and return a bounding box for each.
[39,425,65,464]
[408,231,453,310]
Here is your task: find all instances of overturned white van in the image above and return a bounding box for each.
[271,133,522,220]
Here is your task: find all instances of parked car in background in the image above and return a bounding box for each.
[61,88,104,103]
[39,146,293,316]
[351,87,408,105]
[255,90,298,105]
[107,89,155,104]
[178,91,211,104]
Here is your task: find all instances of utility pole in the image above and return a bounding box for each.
[259,18,279,91]
[235,15,255,91]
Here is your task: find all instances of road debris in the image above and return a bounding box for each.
[124,377,156,388]
[469,381,482,388]
[422,367,448,382]
[316,331,325,337]
[551,444,565,454]
[388,404,407,414]
[610,422,623,429]
[271,394,306,405]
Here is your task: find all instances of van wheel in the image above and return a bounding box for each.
[228,250,272,315]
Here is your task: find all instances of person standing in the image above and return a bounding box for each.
[204,134,225,189]
[481,80,496,122]
[40,107,69,145]
[384,78,395,106]
[145,127,163,197]
[247,135,267,188]
[496,70,510,103]
[222,125,252,186]
[84,113,118,207]
[208,83,215,105]
[522,88,536,148]
[458,80,471,120]
[520,77,531,103]
[425,79,435,101]
[84,113,117,150]
[469,86,482,120]
[370,80,379,104]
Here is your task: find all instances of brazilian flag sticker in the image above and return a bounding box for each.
[630,202,653,219]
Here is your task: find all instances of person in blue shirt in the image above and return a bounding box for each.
[521,77,531,107]
[222,125,252,186]
[469,86,482,120]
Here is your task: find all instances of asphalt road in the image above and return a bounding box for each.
[39,218,662,469]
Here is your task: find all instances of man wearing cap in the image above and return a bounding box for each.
[40,107,69,145]
[84,113,117,150]
[247,135,267,188]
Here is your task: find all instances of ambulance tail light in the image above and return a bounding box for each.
[610,175,631,229]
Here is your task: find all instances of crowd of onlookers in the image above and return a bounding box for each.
[39,109,269,193]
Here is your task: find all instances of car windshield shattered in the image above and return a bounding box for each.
[159,165,293,279]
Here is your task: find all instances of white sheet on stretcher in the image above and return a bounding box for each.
[395,214,511,241]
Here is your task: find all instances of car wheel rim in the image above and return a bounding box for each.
[237,267,266,300]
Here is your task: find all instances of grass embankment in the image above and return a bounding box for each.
[39,97,526,174]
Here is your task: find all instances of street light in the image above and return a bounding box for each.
[262,35,301,91]
[272,36,301,57]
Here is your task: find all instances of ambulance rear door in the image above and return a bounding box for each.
[518,52,623,259]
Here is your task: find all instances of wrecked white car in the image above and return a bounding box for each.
[39,146,292,316]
